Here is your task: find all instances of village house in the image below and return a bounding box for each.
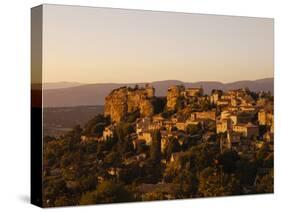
[170,152,186,163]
[216,119,230,134]
[106,167,121,177]
[240,105,256,112]
[186,119,200,127]
[232,123,259,138]
[163,120,174,132]
[258,109,273,126]
[216,99,230,108]
[137,131,153,145]
[185,87,203,97]
[123,153,147,165]
[221,94,232,100]
[220,110,231,120]
[190,111,216,121]
[210,90,222,105]
[175,121,186,131]
[102,125,114,140]
[161,136,169,153]
[229,111,254,125]
[227,106,239,112]
[263,131,274,142]
[152,114,165,125]
[80,135,94,143]
[230,98,240,107]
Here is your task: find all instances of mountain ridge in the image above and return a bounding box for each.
[41,78,273,107]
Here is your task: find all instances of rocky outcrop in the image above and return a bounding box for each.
[166,85,185,111]
[105,85,155,123]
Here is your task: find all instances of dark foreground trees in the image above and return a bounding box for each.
[80,180,133,205]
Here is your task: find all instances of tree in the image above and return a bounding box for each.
[73,125,82,143]
[117,134,134,155]
[83,114,110,136]
[235,159,257,186]
[163,160,181,183]
[43,178,67,206]
[166,137,181,160]
[135,140,148,154]
[104,151,122,169]
[175,96,185,111]
[174,169,199,198]
[79,174,97,191]
[54,196,71,207]
[142,191,166,201]
[218,150,239,174]
[80,180,133,204]
[185,143,219,173]
[150,130,162,163]
[255,170,273,193]
[79,191,97,205]
[198,167,240,197]
[186,123,201,135]
[151,97,166,114]
[90,122,105,137]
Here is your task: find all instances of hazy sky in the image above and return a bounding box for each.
[42,4,274,84]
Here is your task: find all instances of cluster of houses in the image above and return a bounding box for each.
[99,86,273,161]
[213,89,274,153]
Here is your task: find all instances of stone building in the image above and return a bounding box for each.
[191,111,216,121]
[232,123,259,138]
[137,131,153,145]
[258,109,273,126]
[216,119,230,134]
[185,87,204,97]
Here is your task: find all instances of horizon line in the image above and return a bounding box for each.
[40,77,274,85]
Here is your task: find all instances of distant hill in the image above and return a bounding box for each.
[42,78,273,107]
[43,105,104,137]
[43,82,83,90]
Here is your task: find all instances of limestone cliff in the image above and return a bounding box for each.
[105,85,155,123]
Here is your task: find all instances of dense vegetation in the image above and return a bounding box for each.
[43,118,273,207]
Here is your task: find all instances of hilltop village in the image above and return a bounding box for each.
[102,84,273,154]
[43,84,274,207]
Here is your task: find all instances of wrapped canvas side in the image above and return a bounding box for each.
[31,5,43,208]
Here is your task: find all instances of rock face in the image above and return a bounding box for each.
[105,85,155,123]
[166,85,204,111]
[166,85,185,111]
